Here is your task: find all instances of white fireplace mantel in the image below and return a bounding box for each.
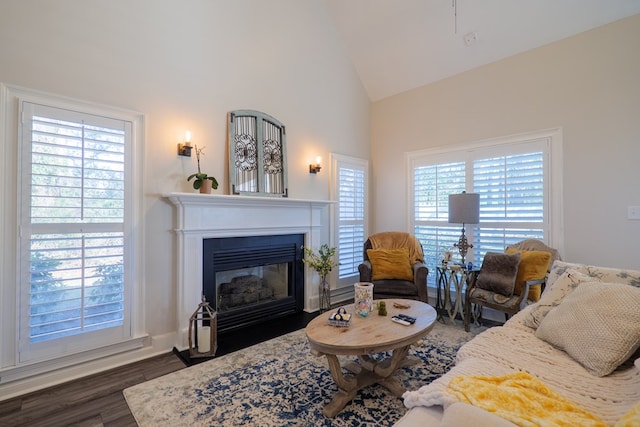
[164,192,335,346]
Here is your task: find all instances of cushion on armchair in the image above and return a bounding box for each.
[475,252,521,297]
[368,231,424,264]
[504,248,552,301]
[366,247,413,281]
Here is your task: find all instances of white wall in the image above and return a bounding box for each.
[371,14,640,271]
[0,0,370,395]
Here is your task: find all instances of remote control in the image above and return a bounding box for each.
[396,314,416,323]
[391,316,411,326]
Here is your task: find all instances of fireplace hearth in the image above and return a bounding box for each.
[203,234,304,332]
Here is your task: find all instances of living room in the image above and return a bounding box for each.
[1,0,639,419]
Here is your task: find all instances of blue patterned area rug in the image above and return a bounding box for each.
[124,321,484,426]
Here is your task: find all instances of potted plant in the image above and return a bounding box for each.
[187,145,219,194]
[302,244,338,311]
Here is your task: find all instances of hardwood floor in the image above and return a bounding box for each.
[0,310,319,427]
[0,352,184,427]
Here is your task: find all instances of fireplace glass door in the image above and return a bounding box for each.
[203,234,304,332]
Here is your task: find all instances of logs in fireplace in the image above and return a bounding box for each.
[218,274,275,310]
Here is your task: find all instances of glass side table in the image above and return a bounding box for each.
[435,264,479,324]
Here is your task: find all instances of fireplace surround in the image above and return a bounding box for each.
[165,193,334,347]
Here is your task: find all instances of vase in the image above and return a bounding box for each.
[199,179,213,194]
[354,282,374,317]
[319,276,331,312]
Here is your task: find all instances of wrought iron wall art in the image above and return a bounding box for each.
[228,110,287,197]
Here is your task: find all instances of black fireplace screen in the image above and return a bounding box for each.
[203,234,304,332]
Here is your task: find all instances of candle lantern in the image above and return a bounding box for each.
[188,295,217,358]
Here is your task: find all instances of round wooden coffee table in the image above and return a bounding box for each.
[305,298,437,417]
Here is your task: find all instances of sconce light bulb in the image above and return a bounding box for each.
[315,156,322,165]
[185,130,192,146]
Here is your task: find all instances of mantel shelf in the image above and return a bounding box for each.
[164,192,336,209]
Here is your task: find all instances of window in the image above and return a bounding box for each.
[1,85,144,370]
[408,129,562,287]
[330,154,368,288]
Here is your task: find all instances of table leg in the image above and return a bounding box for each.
[320,345,412,417]
[450,273,464,321]
[436,269,444,320]
[443,272,459,322]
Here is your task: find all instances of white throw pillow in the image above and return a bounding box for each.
[535,281,640,376]
[525,269,594,329]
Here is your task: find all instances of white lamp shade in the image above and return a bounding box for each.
[448,193,480,224]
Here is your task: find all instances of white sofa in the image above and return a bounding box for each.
[395,261,640,427]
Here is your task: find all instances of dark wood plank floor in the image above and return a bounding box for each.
[0,310,319,427]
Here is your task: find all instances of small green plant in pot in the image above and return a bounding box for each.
[187,145,219,193]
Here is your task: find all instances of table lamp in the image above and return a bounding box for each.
[448,192,480,265]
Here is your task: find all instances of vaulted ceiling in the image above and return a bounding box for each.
[325,0,640,101]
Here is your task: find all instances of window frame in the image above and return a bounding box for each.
[1,84,146,377]
[406,128,564,285]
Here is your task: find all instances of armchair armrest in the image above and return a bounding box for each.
[519,278,546,310]
[358,260,372,282]
[413,262,428,301]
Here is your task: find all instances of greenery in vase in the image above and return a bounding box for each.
[302,244,338,280]
[187,145,219,190]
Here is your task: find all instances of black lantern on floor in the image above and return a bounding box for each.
[188,296,217,358]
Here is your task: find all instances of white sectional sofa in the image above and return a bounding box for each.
[395,261,640,426]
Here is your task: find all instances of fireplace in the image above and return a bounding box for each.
[165,193,334,349]
[202,234,304,332]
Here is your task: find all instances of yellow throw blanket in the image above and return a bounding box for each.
[369,232,423,264]
[447,372,607,427]
[616,400,640,427]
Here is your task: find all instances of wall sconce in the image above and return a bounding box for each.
[178,131,193,157]
[309,156,322,174]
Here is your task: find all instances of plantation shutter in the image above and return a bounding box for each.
[330,154,368,286]
[413,162,466,284]
[414,162,466,222]
[473,151,545,254]
[475,153,544,223]
[337,165,366,279]
[19,101,131,362]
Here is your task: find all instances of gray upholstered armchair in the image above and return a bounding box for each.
[463,239,561,331]
[357,231,429,302]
